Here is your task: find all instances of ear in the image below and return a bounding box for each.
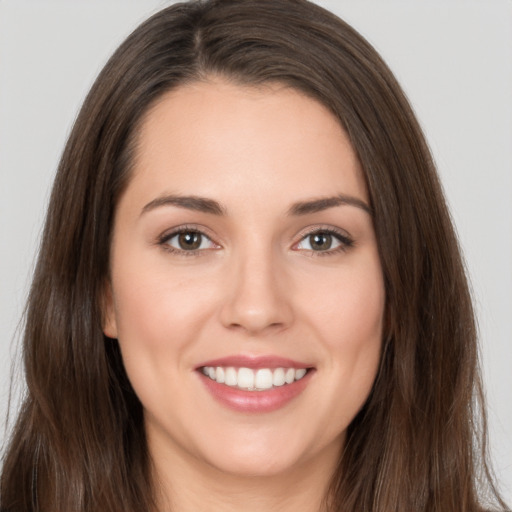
[101,280,118,339]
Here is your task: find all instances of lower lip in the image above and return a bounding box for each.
[199,371,314,413]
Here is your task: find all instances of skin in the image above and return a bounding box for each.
[103,79,385,512]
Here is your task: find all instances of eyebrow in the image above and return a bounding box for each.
[140,193,372,217]
[141,194,226,216]
[287,195,372,216]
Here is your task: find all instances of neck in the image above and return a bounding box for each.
[150,436,340,512]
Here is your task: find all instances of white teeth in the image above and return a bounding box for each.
[255,369,273,390]
[238,367,255,389]
[216,366,225,384]
[201,366,309,391]
[225,367,237,386]
[272,368,285,387]
[295,368,307,380]
[285,368,295,384]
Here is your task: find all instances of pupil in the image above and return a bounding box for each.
[311,233,332,250]
[178,232,201,250]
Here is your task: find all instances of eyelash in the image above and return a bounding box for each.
[294,226,354,257]
[157,225,218,257]
[157,225,354,257]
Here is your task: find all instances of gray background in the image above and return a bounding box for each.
[1,0,511,501]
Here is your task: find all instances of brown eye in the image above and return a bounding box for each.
[177,231,202,250]
[309,233,333,251]
[295,229,351,254]
[162,230,216,252]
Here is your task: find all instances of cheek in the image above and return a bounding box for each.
[304,256,385,348]
[328,269,384,376]
[331,278,384,347]
[109,264,224,435]
[112,251,215,336]
[299,257,385,418]
[109,257,219,387]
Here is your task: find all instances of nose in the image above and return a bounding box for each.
[219,247,294,336]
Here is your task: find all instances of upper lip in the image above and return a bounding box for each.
[196,354,312,370]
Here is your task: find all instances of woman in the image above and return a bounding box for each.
[0,0,508,510]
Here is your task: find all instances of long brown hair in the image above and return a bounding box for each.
[1,1,507,510]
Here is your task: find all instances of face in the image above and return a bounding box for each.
[103,80,385,480]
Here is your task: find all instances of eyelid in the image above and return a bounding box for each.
[157,224,221,254]
[292,225,354,253]
[155,223,354,256]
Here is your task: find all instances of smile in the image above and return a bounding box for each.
[196,355,314,413]
[201,366,308,391]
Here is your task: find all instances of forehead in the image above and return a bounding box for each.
[126,79,368,211]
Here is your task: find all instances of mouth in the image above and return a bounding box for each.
[200,366,309,391]
[196,356,315,413]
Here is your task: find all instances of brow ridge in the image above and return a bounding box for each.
[141,193,371,217]
[141,194,226,216]
[287,195,372,216]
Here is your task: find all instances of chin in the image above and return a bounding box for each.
[206,452,304,479]
[194,428,338,480]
